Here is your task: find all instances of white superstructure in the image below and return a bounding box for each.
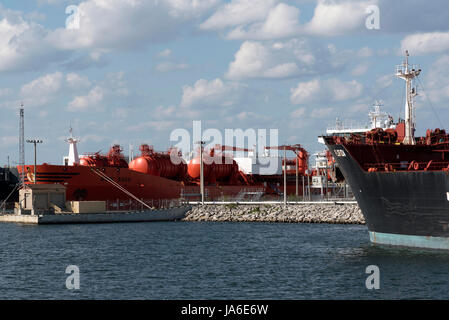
[326,101,395,136]
[64,127,80,166]
[234,149,283,175]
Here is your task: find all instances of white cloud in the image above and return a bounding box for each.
[304,0,376,36]
[290,78,363,104]
[181,78,245,108]
[401,31,449,55]
[375,74,394,89]
[17,71,92,108]
[47,0,219,52]
[226,3,301,40]
[166,0,220,18]
[328,78,363,101]
[21,72,63,97]
[66,72,91,89]
[0,8,66,72]
[290,79,321,105]
[202,0,378,40]
[226,39,344,80]
[67,86,104,112]
[200,0,277,30]
[420,55,449,103]
[65,71,129,112]
[105,71,129,97]
[0,1,220,72]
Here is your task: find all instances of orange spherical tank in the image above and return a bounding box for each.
[129,156,159,175]
[129,155,187,179]
[187,156,212,180]
[79,156,108,167]
[155,155,187,178]
[212,156,239,180]
[187,156,238,181]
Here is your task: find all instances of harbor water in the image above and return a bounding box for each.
[1,221,449,299]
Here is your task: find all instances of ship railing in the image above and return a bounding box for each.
[326,120,370,132]
[235,187,266,201]
[395,64,420,76]
[364,160,449,172]
[106,198,186,211]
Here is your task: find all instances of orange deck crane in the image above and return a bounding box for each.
[264,144,309,199]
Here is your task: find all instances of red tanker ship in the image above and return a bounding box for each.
[18,136,313,204]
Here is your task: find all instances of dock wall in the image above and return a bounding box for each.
[183,203,364,224]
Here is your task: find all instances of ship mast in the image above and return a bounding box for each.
[396,50,421,145]
[19,103,25,187]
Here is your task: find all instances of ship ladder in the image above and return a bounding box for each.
[91,168,153,211]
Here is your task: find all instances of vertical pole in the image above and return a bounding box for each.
[34,142,37,185]
[308,174,311,201]
[19,105,25,188]
[302,175,305,201]
[199,141,205,205]
[283,146,287,208]
[295,155,298,197]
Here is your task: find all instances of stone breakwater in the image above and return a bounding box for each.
[183,203,365,224]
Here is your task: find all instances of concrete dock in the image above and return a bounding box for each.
[0,206,191,224]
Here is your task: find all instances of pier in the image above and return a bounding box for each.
[0,207,190,224]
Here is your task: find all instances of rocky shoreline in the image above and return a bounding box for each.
[183,203,365,224]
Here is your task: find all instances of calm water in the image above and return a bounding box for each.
[1,221,449,299]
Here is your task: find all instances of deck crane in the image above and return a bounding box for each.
[264,144,309,198]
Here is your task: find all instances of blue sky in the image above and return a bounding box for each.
[0,0,449,165]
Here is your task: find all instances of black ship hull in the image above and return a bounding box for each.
[325,142,449,249]
[0,168,19,203]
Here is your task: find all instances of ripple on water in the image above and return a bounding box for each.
[0,222,448,299]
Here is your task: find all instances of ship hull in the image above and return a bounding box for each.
[325,142,449,249]
[0,168,19,203]
[17,164,307,203]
